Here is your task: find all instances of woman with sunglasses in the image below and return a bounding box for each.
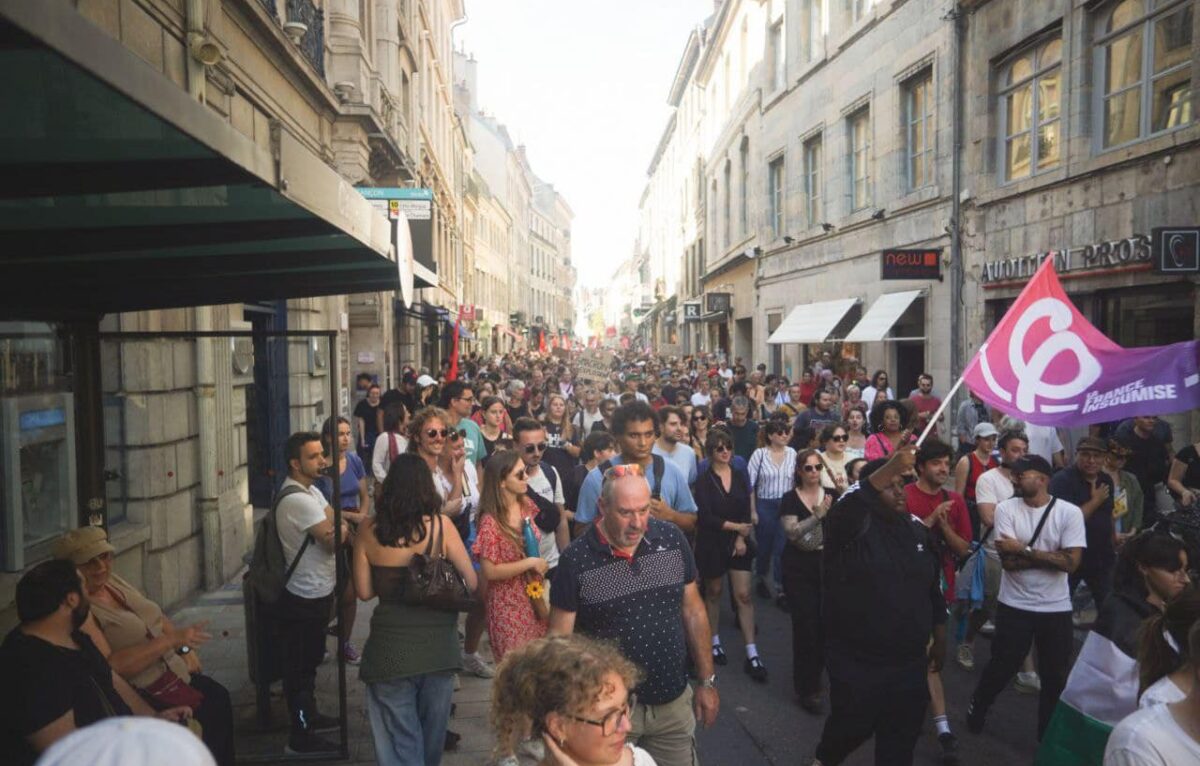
[491,634,655,765]
[817,423,850,495]
[779,449,833,714]
[688,406,712,461]
[694,430,767,682]
[843,408,868,461]
[748,420,797,607]
[473,451,549,662]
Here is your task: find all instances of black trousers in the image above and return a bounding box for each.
[782,551,824,697]
[815,658,928,766]
[272,589,334,731]
[191,673,236,766]
[1069,563,1113,611]
[970,602,1073,739]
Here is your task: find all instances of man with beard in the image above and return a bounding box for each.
[815,443,948,766]
[653,405,698,484]
[0,559,192,765]
[967,455,1086,741]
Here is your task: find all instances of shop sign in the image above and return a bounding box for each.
[683,301,702,321]
[705,293,732,313]
[459,304,476,321]
[881,249,941,280]
[980,235,1151,284]
[1152,227,1200,273]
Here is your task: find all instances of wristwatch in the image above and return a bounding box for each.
[699,674,717,689]
[177,645,192,656]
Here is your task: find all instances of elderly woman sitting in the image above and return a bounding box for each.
[55,526,234,765]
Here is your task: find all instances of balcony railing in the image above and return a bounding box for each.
[285,0,325,77]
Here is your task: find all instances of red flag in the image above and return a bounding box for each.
[447,314,460,382]
[538,330,547,354]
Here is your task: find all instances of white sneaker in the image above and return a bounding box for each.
[463,652,496,679]
[979,620,995,636]
[1015,671,1041,694]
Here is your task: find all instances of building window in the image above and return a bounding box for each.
[1000,37,1062,180]
[806,0,823,62]
[771,18,786,91]
[849,108,871,211]
[768,154,786,239]
[904,71,935,190]
[723,161,732,246]
[804,134,822,226]
[739,139,750,236]
[1096,0,1192,149]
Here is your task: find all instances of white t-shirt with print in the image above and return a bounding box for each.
[974,467,1016,560]
[994,495,1086,612]
[526,464,563,569]
[1104,702,1200,765]
[276,478,335,599]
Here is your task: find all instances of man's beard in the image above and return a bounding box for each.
[1018,483,1039,500]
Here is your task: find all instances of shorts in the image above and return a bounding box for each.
[982,553,1002,615]
[695,536,755,580]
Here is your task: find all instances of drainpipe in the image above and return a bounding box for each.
[186,0,221,589]
[949,3,966,383]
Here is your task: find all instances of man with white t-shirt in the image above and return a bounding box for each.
[652,406,698,485]
[273,432,348,755]
[1024,423,1066,469]
[1104,621,1200,765]
[514,417,569,570]
[967,455,1086,741]
[690,377,713,407]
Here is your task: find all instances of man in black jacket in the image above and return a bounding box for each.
[814,444,949,766]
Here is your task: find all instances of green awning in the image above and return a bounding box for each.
[0,0,403,319]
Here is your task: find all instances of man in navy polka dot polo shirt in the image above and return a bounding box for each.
[550,466,719,766]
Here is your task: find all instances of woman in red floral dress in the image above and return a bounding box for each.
[472,450,549,661]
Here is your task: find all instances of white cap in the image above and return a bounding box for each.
[416,374,437,388]
[36,718,216,766]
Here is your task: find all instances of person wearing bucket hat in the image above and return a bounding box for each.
[1103,439,1145,545]
[1049,436,1117,611]
[58,527,236,765]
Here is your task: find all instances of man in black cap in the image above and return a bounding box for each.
[967,454,1086,740]
[1048,436,1116,609]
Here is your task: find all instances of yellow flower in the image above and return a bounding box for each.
[526,580,545,600]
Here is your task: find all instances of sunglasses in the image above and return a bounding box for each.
[604,464,644,479]
[801,464,822,473]
[510,469,527,481]
[523,442,548,454]
[425,428,449,439]
[692,414,708,421]
[448,430,462,442]
[713,444,732,454]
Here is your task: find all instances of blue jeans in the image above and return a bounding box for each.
[754,496,785,589]
[366,672,455,766]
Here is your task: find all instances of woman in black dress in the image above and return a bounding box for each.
[781,448,835,714]
[695,430,767,683]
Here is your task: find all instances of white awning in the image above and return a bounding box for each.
[766,298,859,344]
[844,290,924,342]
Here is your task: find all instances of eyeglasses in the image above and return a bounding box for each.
[456,395,475,404]
[801,464,822,473]
[523,442,548,454]
[829,434,849,442]
[692,414,707,421]
[425,428,449,439]
[567,694,637,737]
[604,464,644,479]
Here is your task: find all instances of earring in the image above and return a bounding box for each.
[560,737,566,748]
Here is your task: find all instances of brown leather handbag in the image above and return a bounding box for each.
[404,516,477,612]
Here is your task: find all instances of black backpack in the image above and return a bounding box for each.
[598,454,666,501]
[244,485,314,605]
[527,465,562,534]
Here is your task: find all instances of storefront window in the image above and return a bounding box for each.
[0,322,76,572]
[1097,283,1195,347]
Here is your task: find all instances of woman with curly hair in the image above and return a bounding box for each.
[491,634,655,765]
[353,453,477,766]
[473,450,549,662]
[864,400,914,460]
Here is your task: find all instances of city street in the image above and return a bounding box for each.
[697,593,1041,765]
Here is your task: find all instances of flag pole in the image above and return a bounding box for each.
[915,374,968,447]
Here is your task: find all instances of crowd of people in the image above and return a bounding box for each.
[3,346,1199,766]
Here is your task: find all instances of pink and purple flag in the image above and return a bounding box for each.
[963,256,1200,426]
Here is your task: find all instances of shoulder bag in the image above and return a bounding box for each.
[792,487,827,552]
[404,516,477,612]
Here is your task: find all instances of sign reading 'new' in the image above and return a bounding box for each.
[881,249,942,280]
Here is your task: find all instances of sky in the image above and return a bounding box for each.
[455,0,715,290]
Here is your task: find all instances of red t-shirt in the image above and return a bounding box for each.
[910,394,943,438]
[903,484,972,603]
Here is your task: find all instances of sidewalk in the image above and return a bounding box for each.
[169,574,496,764]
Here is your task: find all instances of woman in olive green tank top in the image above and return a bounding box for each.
[354,454,478,766]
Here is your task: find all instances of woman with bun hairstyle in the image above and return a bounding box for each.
[1139,588,1200,707]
